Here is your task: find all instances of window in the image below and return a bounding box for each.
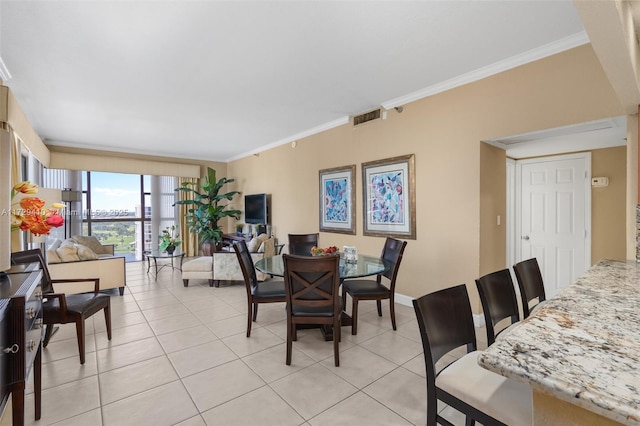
[44,169,178,261]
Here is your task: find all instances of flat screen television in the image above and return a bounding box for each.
[244,193,269,224]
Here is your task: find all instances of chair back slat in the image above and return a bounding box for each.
[287,233,319,256]
[283,254,340,310]
[380,237,407,284]
[234,240,258,291]
[413,284,476,367]
[475,268,520,345]
[513,258,546,318]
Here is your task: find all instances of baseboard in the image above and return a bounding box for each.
[395,292,486,328]
[394,292,414,308]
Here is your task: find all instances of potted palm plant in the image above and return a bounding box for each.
[175,167,241,255]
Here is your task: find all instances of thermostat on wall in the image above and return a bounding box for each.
[591,177,609,187]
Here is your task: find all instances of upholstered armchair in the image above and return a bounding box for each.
[182,235,276,287]
[213,236,275,286]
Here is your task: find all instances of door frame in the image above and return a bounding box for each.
[510,152,591,268]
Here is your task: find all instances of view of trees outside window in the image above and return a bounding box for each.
[80,172,177,261]
[43,169,178,261]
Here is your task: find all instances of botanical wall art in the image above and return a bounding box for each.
[362,154,416,239]
[319,165,356,234]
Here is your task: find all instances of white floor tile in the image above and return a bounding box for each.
[23,262,485,426]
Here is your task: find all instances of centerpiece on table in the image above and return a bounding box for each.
[159,225,181,254]
[11,181,64,235]
[310,245,339,256]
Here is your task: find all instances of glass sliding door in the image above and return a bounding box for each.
[83,172,143,261]
[44,169,178,262]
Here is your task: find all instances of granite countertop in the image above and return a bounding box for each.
[478,259,640,425]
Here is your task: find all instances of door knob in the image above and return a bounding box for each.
[522,236,530,240]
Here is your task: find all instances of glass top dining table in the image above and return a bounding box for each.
[254,253,390,279]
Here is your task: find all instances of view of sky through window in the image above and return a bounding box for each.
[82,172,150,212]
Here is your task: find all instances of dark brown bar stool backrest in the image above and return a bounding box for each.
[513,258,546,318]
[475,268,520,346]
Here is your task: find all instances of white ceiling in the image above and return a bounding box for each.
[0,1,589,162]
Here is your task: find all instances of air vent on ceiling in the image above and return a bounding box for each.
[353,108,381,126]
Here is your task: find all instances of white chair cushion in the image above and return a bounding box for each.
[182,257,213,272]
[436,351,532,426]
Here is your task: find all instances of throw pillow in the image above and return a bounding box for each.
[57,241,80,262]
[75,243,99,260]
[46,249,62,264]
[72,235,109,254]
[247,237,261,253]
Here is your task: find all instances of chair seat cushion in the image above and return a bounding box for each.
[44,293,110,322]
[436,351,532,426]
[182,257,213,272]
[292,297,343,317]
[342,279,389,296]
[252,280,285,298]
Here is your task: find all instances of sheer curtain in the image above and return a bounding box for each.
[178,177,198,257]
[151,175,179,252]
[43,168,82,240]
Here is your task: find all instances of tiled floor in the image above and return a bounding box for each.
[18,261,487,426]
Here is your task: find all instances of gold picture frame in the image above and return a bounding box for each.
[319,165,356,235]
[362,154,416,239]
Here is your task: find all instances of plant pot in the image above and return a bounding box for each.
[201,240,222,256]
[166,245,176,255]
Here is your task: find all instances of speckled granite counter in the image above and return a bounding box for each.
[478,259,640,425]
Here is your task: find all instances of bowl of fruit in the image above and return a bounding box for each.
[310,245,339,256]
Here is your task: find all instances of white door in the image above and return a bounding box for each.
[516,153,591,298]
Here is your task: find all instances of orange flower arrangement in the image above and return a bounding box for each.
[11,181,65,236]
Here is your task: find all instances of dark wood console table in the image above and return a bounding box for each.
[0,264,43,425]
[221,233,250,249]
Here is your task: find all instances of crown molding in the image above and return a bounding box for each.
[227,115,350,162]
[381,31,590,110]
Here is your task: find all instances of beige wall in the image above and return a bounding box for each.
[42,45,628,311]
[591,146,627,262]
[227,45,624,311]
[479,143,506,277]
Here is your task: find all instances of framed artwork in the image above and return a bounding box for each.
[319,165,356,234]
[362,154,416,239]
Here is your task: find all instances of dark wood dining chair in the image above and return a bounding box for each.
[283,253,341,366]
[413,284,533,426]
[475,269,520,346]
[341,237,407,335]
[234,240,286,337]
[11,248,112,365]
[287,233,319,256]
[513,258,547,318]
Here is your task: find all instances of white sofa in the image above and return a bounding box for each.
[46,236,127,295]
